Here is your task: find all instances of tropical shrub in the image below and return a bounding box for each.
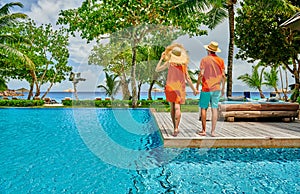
[0,100,44,107]
[185,99,198,105]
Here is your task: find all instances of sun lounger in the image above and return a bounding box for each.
[219,101,299,122]
[44,97,51,104]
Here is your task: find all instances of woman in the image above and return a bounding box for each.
[155,43,199,136]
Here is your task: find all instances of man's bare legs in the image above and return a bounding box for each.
[198,108,207,136]
[170,102,181,136]
[211,108,218,137]
[198,108,218,136]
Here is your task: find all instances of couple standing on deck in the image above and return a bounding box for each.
[155,41,226,137]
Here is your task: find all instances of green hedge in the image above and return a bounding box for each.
[62,99,113,107]
[185,99,199,105]
[61,99,200,108]
[62,99,169,107]
[0,99,44,107]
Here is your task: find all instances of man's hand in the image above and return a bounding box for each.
[221,88,225,97]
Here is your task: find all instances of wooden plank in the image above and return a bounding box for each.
[242,122,300,137]
[219,103,299,111]
[164,138,300,148]
[221,111,298,118]
[219,123,252,137]
[151,111,300,148]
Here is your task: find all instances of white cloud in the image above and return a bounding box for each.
[75,67,104,92]
[26,0,83,26]
[25,0,96,71]
[68,34,96,65]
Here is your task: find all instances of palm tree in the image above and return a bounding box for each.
[97,72,119,101]
[237,65,265,98]
[206,0,237,97]
[0,1,38,97]
[176,0,236,97]
[263,66,280,97]
[0,2,28,57]
[278,65,289,101]
[226,0,237,97]
[0,2,27,26]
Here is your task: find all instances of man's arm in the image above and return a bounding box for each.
[196,69,204,91]
[221,70,226,96]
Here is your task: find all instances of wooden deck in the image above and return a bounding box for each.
[151,112,300,148]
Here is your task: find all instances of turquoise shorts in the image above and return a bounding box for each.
[199,91,221,109]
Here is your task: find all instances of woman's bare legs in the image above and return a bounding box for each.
[170,102,175,129]
[170,102,181,136]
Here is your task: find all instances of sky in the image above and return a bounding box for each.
[3,0,293,92]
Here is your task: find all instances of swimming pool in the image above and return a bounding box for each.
[0,108,299,193]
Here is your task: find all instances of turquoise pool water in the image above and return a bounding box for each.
[0,108,299,193]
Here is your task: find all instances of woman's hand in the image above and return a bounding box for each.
[193,89,200,96]
[160,52,166,60]
[155,52,169,72]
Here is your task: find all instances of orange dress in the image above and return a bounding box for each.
[165,63,186,104]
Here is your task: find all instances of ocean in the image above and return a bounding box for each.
[10,91,287,103]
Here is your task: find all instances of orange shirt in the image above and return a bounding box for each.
[200,54,225,92]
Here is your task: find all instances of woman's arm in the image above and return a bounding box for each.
[155,52,169,72]
[185,68,199,95]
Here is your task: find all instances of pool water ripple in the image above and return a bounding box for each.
[0,108,299,193]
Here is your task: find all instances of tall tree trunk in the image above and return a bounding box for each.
[291,58,300,102]
[120,62,130,100]
[278,66,283,99]
[284,68,288,101]
[28,82,34,100]
[137,82,142,101]
[148,80,155,100]
[29,69,39,98]
[41,72,58,99]
[131,44,138,108]
[41,84,53,99]
[226,1,235,97]
[34,70,41,97]
[258,88,265,99]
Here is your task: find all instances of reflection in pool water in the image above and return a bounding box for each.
[0,108,299,193]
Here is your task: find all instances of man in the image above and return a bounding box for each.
[196,41,226,137]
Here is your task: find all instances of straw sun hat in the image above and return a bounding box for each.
[164,43,189,65]
[204,41,221,52]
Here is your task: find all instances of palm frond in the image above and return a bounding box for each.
[188,69,199,83]
[0,2,24,16]
[0,43,35,70]
[97,85,109,94]
[205,4,227,29]
[175,0,211,13]
[0,13,27,26]
[0,34,17,43]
